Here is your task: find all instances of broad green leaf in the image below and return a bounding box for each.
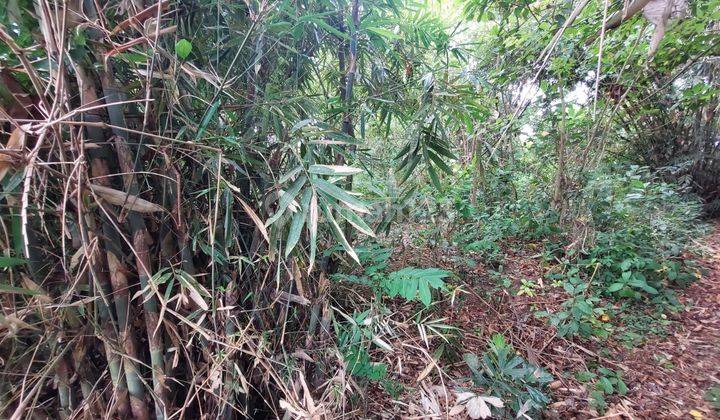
[607,283,624,292]
[175,39,192,59]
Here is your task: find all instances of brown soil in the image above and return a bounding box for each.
[356,224,720,419]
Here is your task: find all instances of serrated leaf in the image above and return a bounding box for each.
[598,377,614,394]
[617,379,628,395]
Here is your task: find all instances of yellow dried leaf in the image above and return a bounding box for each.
[0,126,26,182]
[89,184,165,213]
[689,409,703,419]
[21,275,51,304]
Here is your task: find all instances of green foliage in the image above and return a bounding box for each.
[580,168,703,299]
[381,267,449,307]
[537,266,609,338]
[334,309,404,397]
[333,245,450,307]
[174,39,192,59]
[0,256,26,268]
[464,334,552,418]
[535,167,704,338]
[0,0,715,416]
[706,386,720,412]
[575,368,628,413]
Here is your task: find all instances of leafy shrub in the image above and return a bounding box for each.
[463,334,552,418]
[584,166,705,248]
[535,166,704,337]
[333,245,450,307]
[575,368,628,412]
[537,266,611,338]
[381,267,450,307]
[334,310,404,397]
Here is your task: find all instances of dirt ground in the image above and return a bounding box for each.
[357,223,720,419]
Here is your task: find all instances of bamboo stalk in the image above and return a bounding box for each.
[72,61,151,420]
[56,355,72,418]
[115,137,169,420]
[79,209,132,418]
[98,61,169,419]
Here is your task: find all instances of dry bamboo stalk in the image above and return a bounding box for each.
[73,60,151,420]
[111,136,168,420]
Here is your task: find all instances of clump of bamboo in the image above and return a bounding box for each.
[0,0,391,417]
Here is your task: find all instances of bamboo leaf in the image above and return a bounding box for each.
[285,188,312,257]
[0,283,41,296]
[308,164,363,176]
[366,27,399,40]
[319,199,359,264]
[336,206,375,237]
[314,178,368,213]
[0,256,26,268]
[267,176,307,226]
[196,100,220,141]
[308,191,318,272]
[427,150,453,174]
[226,183,270,243]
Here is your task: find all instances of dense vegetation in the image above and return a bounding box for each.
[0,0,718,418]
